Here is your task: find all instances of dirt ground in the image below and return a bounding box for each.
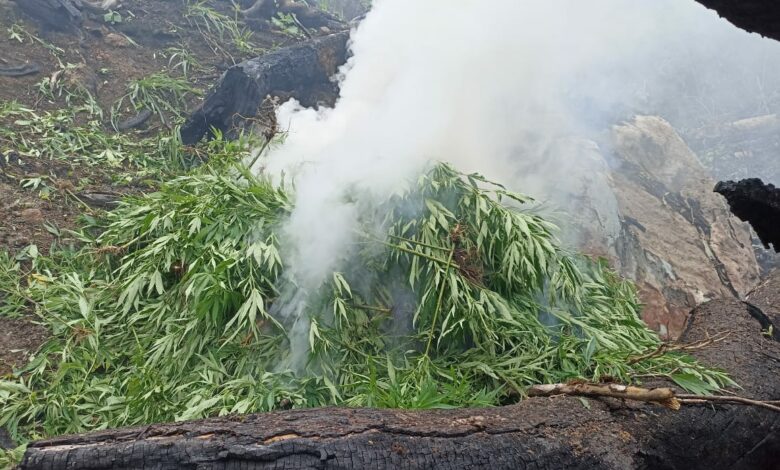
[0,0,301,376]
[0,318,48,377]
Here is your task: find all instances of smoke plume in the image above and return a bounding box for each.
[257,0,780,366]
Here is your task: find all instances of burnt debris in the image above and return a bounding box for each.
[715,178,780,252]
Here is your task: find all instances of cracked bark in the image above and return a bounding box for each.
[20,289,780,469]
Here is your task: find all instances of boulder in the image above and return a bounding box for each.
[552,116,761,338]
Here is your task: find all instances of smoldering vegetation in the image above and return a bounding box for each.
[0,0,777,453]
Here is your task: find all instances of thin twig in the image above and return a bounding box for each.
[291,13,313,39]
[676,395,780,413]
[65,189,96,214]
[424,247,455,358]
[355,231,459,267]
[627,330,731,365]
[387,234,451,252]
[529,383,780,413]
[247,138,272,172]
[351,304,392,314]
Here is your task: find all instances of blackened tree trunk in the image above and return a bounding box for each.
[695,1,780,42]
[715,178,780,252]
[180,32,349,145]
[20,294,780,469]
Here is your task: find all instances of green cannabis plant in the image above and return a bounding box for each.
[0,159,733,442]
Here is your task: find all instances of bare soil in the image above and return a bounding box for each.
[0,317,48,377]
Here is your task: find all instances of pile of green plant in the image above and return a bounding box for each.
[110,73,202,131]
[0,101,187,173]
[0,158,733,442]
[185,0,260,60]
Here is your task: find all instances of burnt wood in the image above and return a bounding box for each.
[10,0,83,33]
[180,32,349,145]
[696,1,780,41]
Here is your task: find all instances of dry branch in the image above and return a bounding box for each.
[626,330,731,365]
[528,383,681,410]
[528,383,780,413]
[677,394,780,413]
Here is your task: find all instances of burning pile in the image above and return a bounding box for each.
[0,156,733,441]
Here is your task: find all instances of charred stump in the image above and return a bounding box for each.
[20,294,780,469]
[180,32,349,145]
[715,178,780,252]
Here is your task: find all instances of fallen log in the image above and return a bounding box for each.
[695,1,780,43]
[0,63,41,78]
[20,295,780,469]
[180,31,349,145]
[10,0,83,33]
[715,178,780,252]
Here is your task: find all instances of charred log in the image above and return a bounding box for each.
[10,0,83,33]
[115,108,153,132]
[696,1,780,42]
[180,31,349,145]
[715,178,780,252]
[0,63,41,78]
[20,297,780,469]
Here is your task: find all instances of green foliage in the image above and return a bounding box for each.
[0,444,26,469]
[272,13,307,39]
[103,10,123,25]
[165,46,204,79]
[5,24,64,58]
[111,72,201,130]
[0,100,187,173]
[0,160,734,443]
[185,0,260,60]
[35,64,103,115]
[0,252,26,318]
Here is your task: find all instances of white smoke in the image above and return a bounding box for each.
[257,0,780,366]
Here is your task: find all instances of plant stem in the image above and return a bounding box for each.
[424,247,455,358]
[387,234,451,252]
[355,231,458,267]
